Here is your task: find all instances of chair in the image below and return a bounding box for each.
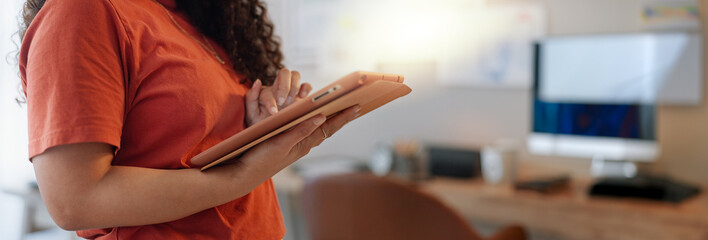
[301,173,526,240]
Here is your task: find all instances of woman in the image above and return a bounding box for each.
[18,0,359,239]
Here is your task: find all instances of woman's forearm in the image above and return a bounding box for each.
[83,164,260,230]
[32,143,267,231]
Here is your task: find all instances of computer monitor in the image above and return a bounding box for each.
[527,34,673,163]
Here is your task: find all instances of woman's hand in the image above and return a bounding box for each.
[245,69,313,126]
[235,105,361,180]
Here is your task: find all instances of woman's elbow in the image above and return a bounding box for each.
[31,142,117,230]
[52,215,84,231]
[44,198,92,231]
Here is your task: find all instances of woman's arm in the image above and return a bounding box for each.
[32,106,359,231]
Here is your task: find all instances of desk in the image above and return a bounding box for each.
[274,169,708,240]
[421,178,708,240]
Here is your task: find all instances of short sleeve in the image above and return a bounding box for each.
[19,0,127,159]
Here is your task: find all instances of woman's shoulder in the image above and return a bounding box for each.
[35,0,167,33]
[24,0,178,59]
[38,0,124,21]
[27,0,130,43]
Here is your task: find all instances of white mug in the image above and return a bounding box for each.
[481,146,517,185]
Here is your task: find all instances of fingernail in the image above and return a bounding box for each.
[313,115,326,125]
[277,97,285,106]
[300,91,307,98]
[270,106,278,114]
[286,96,294,104]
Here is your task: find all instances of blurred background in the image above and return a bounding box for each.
[1,0,706,239]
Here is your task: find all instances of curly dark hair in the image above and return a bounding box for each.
[19,0,44,40]
[19,0,283,85]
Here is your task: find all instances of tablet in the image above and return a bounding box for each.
[191,71,412,170]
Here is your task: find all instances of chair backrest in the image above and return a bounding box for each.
[301,173,483,240]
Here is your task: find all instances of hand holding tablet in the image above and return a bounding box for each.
[192,71,412,170]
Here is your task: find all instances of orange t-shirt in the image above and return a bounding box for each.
[19,0,285,239]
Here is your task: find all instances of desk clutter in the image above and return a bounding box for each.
[293,140,703,204]
[362,140,703,203]
[368,141,483,180]
[514,175,571,194]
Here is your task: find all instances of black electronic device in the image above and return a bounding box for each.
[589,174,700,203]
[427,146,482,178]
[370,142,482,180]
[515,175,571,194]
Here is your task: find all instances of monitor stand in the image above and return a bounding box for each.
[590,155,637,178]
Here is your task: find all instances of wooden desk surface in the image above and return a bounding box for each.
[420,178,708,240]
[273,168,708,240]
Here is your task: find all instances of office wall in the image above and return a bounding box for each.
[0,1,32,191]
[655,0,708,183]
[0,1,35,240]
[300,0,708,184]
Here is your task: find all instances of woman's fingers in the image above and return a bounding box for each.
[286,71,301,105]
[293,105,361,157]
[246,69,311,125]
[239,114,326,172]
[298,83,312,98]
[245,79,262,121]
[317,105,361,141]
[274,69,291,106]
[270,114,326,148]
[259,89,279,115]
[241,106,359,173]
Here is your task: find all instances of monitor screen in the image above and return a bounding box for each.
[532,38,657,140]
[532,101,656,140]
